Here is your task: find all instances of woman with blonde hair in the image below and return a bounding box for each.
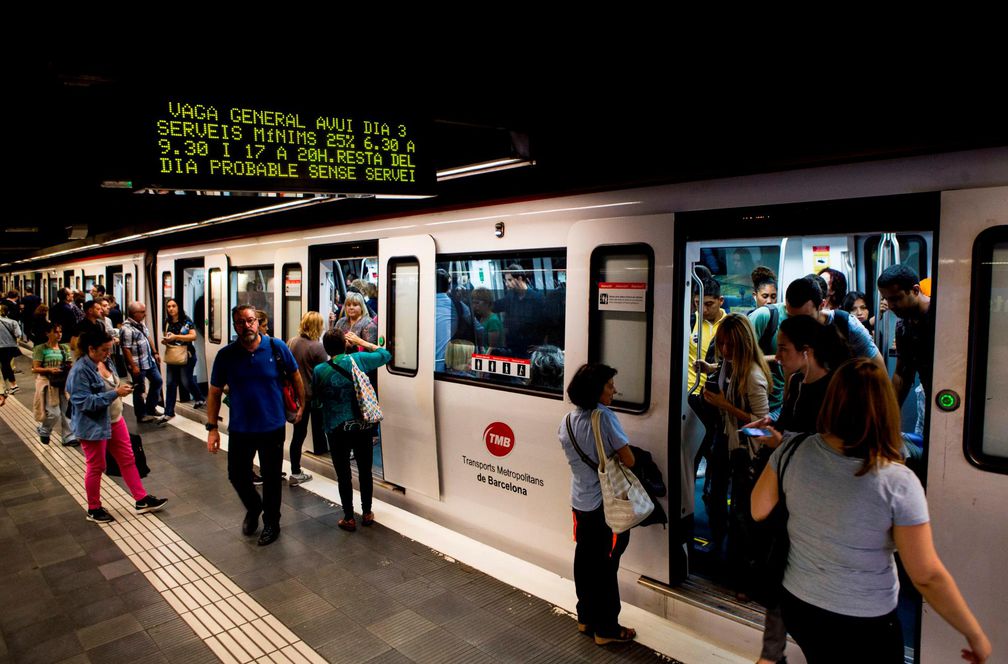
[752,359,990,663]
[694,313,771,593]
[286,311,329,484]
[333,291,377,349]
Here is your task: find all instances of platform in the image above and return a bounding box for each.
[0,352,746,663]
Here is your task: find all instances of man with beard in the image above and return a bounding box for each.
[205,305,304,546]
[877,265,933,406]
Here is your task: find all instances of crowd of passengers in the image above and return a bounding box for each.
[0,261,991,662]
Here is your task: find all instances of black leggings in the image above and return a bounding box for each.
[327,425,374,519]
[0,347,18,383]
[781,589,904,664]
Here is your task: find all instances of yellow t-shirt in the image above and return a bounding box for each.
[687,309,726,389]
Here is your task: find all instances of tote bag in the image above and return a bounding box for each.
[164,344,188,366]
[591,410,653,533]
[348,356,383,425]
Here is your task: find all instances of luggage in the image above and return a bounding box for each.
[105,432,150,478]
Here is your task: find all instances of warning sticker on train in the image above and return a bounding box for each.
[598,282,646,312]
[470,354,530,378]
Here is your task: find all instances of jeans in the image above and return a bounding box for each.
[80,418,147,509]
[572,506,630,633]
[164,356,204,417]
[132,365,163,418]
[289,407,323,474]
[34,380,76,443]
[328,425,374,519]
[227,427,285,528]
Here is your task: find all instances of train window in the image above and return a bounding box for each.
[388,258,419,375]
[699,245,782,313]
[589,245,654,411]
[124,273,133,307]
[282,263,303,342]
[434,251,566,396]
[112,273,124,311]
[965,226,1008,473]
[208,268,223,343]
[867,234,928,282]
[230,266,274,338]
[84,275,95,294]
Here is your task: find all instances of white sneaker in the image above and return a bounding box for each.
[288,472,312,486]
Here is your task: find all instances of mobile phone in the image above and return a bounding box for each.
[739,427,771,437]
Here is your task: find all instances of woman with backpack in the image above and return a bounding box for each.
[313,328,390,531]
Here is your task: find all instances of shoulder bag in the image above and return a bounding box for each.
[746,431,813,607]
[268,337,301,423]
[590,409,654,534]
[164,343,188,366]
[331,356,383,429]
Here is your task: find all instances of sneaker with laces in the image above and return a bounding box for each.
[193,401,206,409]
[157,415,174,425]
[252,472,263,486]
[135,495,168,513]
[87,507,116,523]
[7,385,19,394]
[288,472,312,486]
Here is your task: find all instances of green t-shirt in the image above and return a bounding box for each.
[747,303,787,413]
[32,342,71,369]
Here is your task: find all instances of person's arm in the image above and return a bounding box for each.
[31,358,54,375]
[206,384,224,453]
[750,461,780,521]
[892,355,914,406]
[893,523,991,663]
[616,445,635,468]
[291,370,306,424]
[68,370,121,413]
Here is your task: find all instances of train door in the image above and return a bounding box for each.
[566,214,675,585]
[377,234,439,498]
[166,257,210,392]
[309,241,381,464]
[674,195,938,660]
[920,187,1008,662]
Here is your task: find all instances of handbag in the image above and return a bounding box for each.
[268,337,301,423]
[746,432,812,607]
[584,409,654,534]
[331,356,383,428]
[164,344,188,366]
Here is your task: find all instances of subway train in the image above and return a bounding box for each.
[4,147,1006,662]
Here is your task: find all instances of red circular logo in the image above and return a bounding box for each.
[484,422,516,457]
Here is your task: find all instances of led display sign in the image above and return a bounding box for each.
[136,99,434,196]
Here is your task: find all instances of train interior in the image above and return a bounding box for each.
[679,207,934,661]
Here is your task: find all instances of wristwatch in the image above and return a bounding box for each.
[205,422,218,431]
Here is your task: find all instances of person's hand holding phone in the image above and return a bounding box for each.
[741,416,784,449]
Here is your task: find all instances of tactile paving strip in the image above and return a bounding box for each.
[1,396,326,664]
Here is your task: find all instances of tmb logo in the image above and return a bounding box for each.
[483,422,516,457]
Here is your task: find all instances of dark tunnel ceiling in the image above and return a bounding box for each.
[4,59,1006,266]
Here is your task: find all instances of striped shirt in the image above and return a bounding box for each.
[120,319,156,370]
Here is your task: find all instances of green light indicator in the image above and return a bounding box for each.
[939,394,956,408]
[936,390,960,412]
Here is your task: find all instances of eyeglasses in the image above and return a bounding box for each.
[236,318,258,326]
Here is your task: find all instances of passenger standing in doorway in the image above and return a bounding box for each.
[160,298,206,424]
[287,312,329,484]
[751,266,778,309]
[877,265,933,407]
[842,290,875,335]
[332,291,377,349]
[313,328,390,531]
[32,322,77,446]
[559,364,637,645]
[751,360,991,663]
[686,277,727,499]
[120,302,163,423]
[67,329,167,523]
[205,305,304,546]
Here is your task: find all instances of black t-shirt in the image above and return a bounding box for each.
[776,371,832,434]
[895,305,934,392]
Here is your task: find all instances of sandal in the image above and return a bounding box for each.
[338,517,357,532]
[361,512,375,526]
[594,626,636,645]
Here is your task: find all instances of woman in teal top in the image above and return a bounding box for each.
[313,328,391,532]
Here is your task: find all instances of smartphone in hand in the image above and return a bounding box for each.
[739,427,771,437]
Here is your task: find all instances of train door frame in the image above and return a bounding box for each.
[377,234,439,499]
[670,194,940,642]
[170,257,209,390]
[202,253,230,394]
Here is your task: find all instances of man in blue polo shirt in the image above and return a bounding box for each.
[206,305,305,546]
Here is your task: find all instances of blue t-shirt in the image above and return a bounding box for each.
[558,405,629,511]
[824,310,881,360]
[210,334,298,433]
[770,433,929,617]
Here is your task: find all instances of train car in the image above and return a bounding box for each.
[7,147,1007,663]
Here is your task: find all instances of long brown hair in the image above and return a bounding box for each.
[714,313,771,409]
[818,358,904,475]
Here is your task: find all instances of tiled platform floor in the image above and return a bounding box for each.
[0,354,675,664]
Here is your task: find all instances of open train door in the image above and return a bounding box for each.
[202,253,229,398]
[377,234,440,499]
